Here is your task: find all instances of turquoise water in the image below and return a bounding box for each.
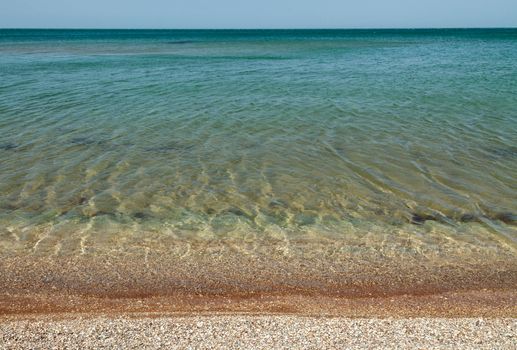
[0,29,516,260]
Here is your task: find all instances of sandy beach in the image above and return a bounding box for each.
[1,225,516,349]
[1,248,516,347]
[1,315,516,349]
[1,283,516,348]
[1,260,515,349]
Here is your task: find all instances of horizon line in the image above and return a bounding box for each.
[1,26,516,30]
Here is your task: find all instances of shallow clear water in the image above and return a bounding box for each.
[0,29,516,260]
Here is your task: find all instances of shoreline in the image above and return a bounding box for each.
[2,289,517,320]
[2,236,516,319]
[1,250,516,318]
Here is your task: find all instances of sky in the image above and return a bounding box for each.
[0,0,516,29]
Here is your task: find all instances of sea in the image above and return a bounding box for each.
[0,30,515,290]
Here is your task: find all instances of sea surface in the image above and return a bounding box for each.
[0,29,516,271]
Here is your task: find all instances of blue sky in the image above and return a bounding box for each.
[1,0,516,28]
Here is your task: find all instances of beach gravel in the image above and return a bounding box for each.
[1,316,515,349]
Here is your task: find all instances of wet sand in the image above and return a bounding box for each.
[1,252,516,348]
[1,249,516,317]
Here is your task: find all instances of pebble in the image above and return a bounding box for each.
[1,316,515,349]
